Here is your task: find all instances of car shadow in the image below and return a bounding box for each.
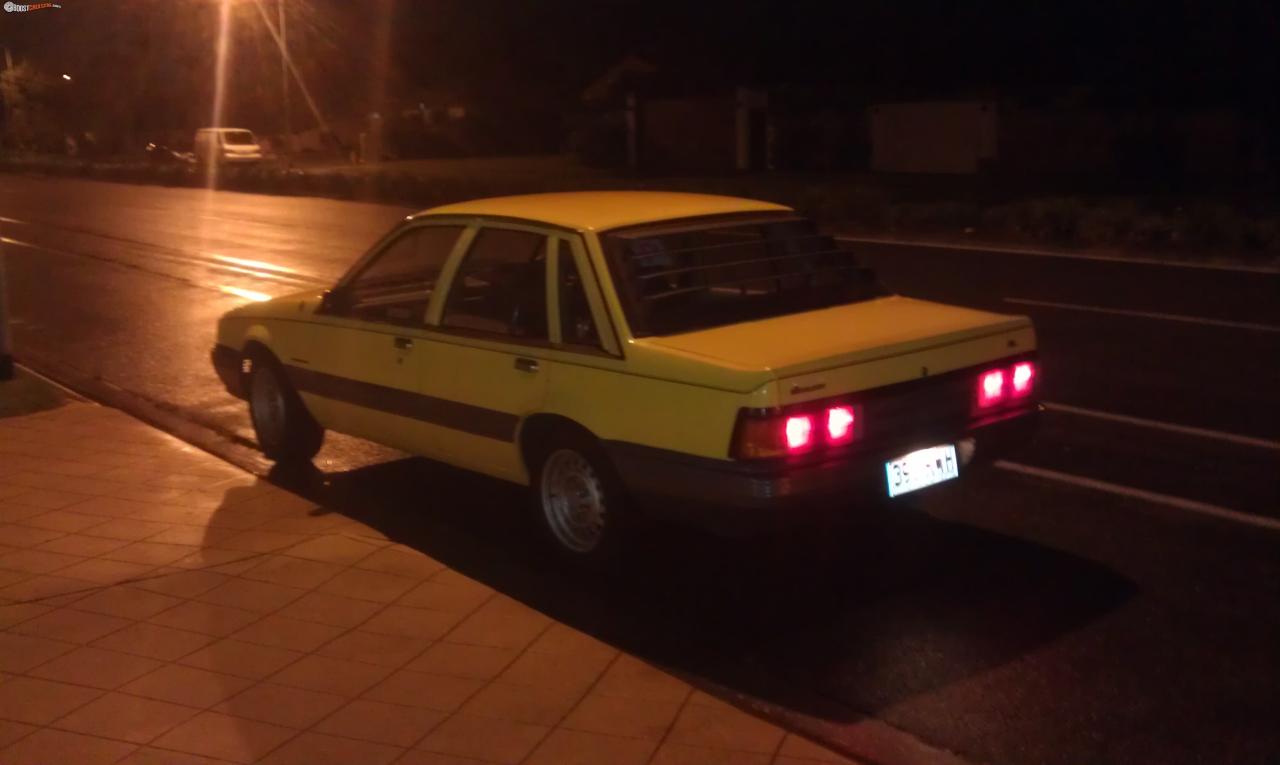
[266,454,1135,721]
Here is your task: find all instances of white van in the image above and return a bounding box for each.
[194,128,264,165]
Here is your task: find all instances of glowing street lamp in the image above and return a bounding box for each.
[61,73,70,81]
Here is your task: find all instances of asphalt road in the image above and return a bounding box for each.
[2,175,1278,765]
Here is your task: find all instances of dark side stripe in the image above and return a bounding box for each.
[284,365,518,442]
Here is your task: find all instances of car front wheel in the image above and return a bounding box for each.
[247,354,323,463]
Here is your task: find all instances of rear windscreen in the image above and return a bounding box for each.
[222,130,256,145]
[601,215,885,336]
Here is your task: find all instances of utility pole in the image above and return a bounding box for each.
[279,0,291,162]
[0,47,12,380]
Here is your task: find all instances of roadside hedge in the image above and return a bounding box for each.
[2,155,1276,264]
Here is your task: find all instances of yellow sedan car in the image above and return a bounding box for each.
[212,192,1039,562]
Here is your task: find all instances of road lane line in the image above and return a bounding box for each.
[835,235,1280,274]
[1003,297,1280,333]
[994,460,1280,532]
[1043,402,1280,452]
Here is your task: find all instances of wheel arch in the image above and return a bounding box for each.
[518,413,598,476]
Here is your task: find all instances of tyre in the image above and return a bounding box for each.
[246,352,324,463]
[529,429,630,566]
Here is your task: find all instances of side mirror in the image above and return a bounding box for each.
[319,285,354,314]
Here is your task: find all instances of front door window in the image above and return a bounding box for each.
[441,227,548,340]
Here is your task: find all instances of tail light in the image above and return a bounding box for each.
[733,404,862,459]
[977,370,1005,408]
[976,359,1037,410]
[1011,362,1035,396]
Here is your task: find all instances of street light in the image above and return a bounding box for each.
[61,73,70,81]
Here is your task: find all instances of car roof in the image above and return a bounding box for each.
[415,191,792,233]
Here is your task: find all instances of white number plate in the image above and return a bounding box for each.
[885,445,960,498]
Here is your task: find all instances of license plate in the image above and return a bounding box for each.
[885,444,960,498]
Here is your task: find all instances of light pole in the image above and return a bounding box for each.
[279,0,290,161]
[0,47,12,379]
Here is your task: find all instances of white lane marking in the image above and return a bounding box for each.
[0,216,28,225]
[994,460,1280,532]
[1044,402,1280,452]
[0,236,38,249]
[836,235,1280,275]
[1003,297,1280,333]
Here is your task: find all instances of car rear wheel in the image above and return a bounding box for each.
[247,353,323,463]
[531,431,629,565]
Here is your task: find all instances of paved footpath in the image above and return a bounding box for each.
[0,400,857,765]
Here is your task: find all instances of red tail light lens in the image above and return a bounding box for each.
[1011,362,1035,396]
[978,370,1005,407]
[826,406,856,444]
[784,415,814,451]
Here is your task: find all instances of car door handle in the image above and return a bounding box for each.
[393,336,413,350]
[514,357,539,373]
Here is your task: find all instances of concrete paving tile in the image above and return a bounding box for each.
[0,548,85,574]
[53,691,201,743]
[356,547,446,580]
[593,655,692,703]
[36,533,132,557]
[231,614,345,652]
[71,586,184,620]
[0,504,45,524]
[19,510,106,533]
[169,548,261,570]
[525,728,655,765]
[277,590,384,628]
[363,605,463,640]
[60,496,163,519]
[270,654,393,697]
[416,714,548,765]
[442,597,550,650]
[363,669,485,712]
[8,607,132,643]
[115,746,240,765]
[30,646,165,689]
[213,530,310,554]
[146,525,236,547]
[460,680,585,726]
[0,727,137,765]
[0,632,77,672]
[196,578,308,614]
[178,638,304,680]
[394,751,504,765]
[318,567,420,603]
[562,691,684,740]
[104,541,201,566]
[213,683,347,729]
[0,602,52,630]
[496,647,613,693]
[5,489,94,510]
[0,523,66,547]
[648,742,773,765]
[776,733,860,763]
[282,535,382,566]
[92,622,218,661]
[123,664,255,708]
[315,699,446,747]
[129,569,231,598]
[0,676,103,724]
[666,698,786,754]
[148,600,261,637]
[81,518,171,541]
[258,731,403,765]
[151,711,297,764]
[399,573,493,614]
[256,514,352,535]
[406,642,519,680]
[0,719,36,749]
[57,557,157,585]
[526,623,618,663]
[316,629,430,669]
[239,555,343,589]
[0,573,95,602]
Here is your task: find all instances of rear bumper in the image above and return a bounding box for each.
[211,344,245,399]
[604,406,1039,531]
